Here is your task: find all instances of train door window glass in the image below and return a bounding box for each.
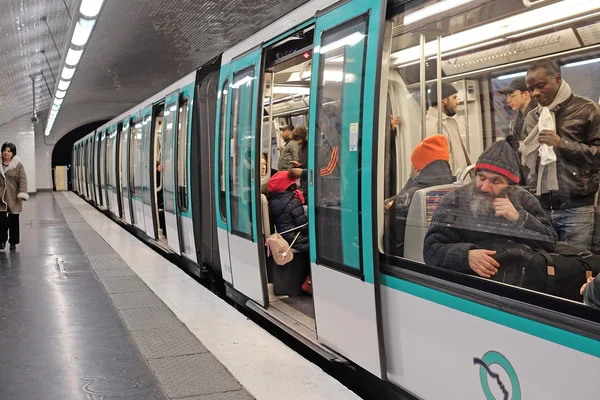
[380,0,600,311]
[218,79,229,223]
[105,131,113,191]
[163,104,176,215]
[229,67,255,239]
[176,98,190,211]
[120,122,129,195]
[130,120,142,195]
[313,16,368,271]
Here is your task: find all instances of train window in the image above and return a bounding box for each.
[105,130,113,190]
[313,16,368,272]
[130,120,142,195]
[218,79,229,223]
[176,98,190,211]
[163,104,176,215]
[380,0,600,310]
[229,67,255,239]
[120,122,129,197]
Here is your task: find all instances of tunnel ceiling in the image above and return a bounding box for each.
[2,0,310,140]
[0,0,77,128]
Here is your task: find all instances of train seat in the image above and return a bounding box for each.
[403,184,459,262]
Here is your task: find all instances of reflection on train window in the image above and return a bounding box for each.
[218,79,228,223]
[120,122,129,198]
[177,99,190,211]
[314,16,368,272]
[229,67,255,239]
[380,0,600,307]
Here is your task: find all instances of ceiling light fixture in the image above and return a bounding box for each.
[45,0,106,136]
[404,0,475,26]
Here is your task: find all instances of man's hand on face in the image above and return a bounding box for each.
[468,249,499,278]
[493,195,520,222]
[539,130,561,147]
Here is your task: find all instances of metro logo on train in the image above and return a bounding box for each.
[474,351,521,400]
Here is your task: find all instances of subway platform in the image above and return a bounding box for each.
[0,192,361,400]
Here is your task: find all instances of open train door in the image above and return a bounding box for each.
[216,48,267,307]
[307,0,386,378]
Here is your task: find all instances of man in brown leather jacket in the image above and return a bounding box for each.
[523,59,600,250]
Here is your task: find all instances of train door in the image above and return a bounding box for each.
[174,84,196,261]
[116,122,124,219]
[224,49,266,306]
[100,129,109,210]
[141,106,156,239]
[162,92,182,254]
[86,139,92,199]
[104,126,115,213]
[152,103,167,244]
[307,0,385,378]
[93,131,102,206]
[119,118,132,223]
[130,114,145,231]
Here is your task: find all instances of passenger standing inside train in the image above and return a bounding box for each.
[383,135,453,256]
[0,142,28,250]
[522,59,600,250]
[290,126,308,192]
[278,125,300,171]
[424,137,557,278]
[277,124,293,153]
[425,82,471,177]
[499,77,537,142]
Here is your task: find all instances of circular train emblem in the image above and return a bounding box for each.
[474,351,521,400]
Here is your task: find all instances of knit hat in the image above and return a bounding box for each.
[411,135,449,171]
[475,137,521,184]
[429,82,458,106]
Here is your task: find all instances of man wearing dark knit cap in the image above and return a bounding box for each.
[424,137,557,279]
[426,82,471,177]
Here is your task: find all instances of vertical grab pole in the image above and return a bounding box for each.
[463,79,470,150]
[437,35,443,137]
[420,34,427,141]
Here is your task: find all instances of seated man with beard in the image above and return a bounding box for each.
[424,137,557,279]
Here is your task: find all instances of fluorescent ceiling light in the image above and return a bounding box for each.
[497,71,527,80]
[564,57,600,68]
[169,105,177,112]
[404,0,475,26]
[55,90,66,99]
[52,104,60,111]
[319,32,365,54]
[272,86,310,95]
[53,98,64,106]
[71,18,95,47]
[392,0,600,65]
[80,0,105,18]
[61,66,76,80]
[57,80,71,91]
[65,48,83,66]
[506,11,600,40]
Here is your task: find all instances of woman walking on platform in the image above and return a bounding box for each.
[0,142,28,250]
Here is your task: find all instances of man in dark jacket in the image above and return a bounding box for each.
[424,137,557,278]
[384,134,454,257]
[500,76,537,142]
[522,59,600,251]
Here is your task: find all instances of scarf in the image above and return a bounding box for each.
[520,80,572,195]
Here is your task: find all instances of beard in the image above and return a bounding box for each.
[467,184,495,217]
[444,105,457,117]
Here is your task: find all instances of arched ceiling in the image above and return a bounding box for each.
[1,0,310,141]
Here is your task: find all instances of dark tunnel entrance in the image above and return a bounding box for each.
[51,120,109,190]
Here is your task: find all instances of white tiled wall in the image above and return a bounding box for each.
[0,115,37,192]
[34,122,53,191]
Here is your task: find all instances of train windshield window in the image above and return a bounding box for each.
[380,0,600,313]
[177,99,190,211]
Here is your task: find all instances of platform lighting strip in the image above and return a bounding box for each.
[45,0,106,136]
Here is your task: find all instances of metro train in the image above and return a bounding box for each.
[72,0,600,398]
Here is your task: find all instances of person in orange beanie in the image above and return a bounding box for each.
[383,135,454,257]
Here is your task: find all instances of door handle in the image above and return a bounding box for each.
[309,169,314,186]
